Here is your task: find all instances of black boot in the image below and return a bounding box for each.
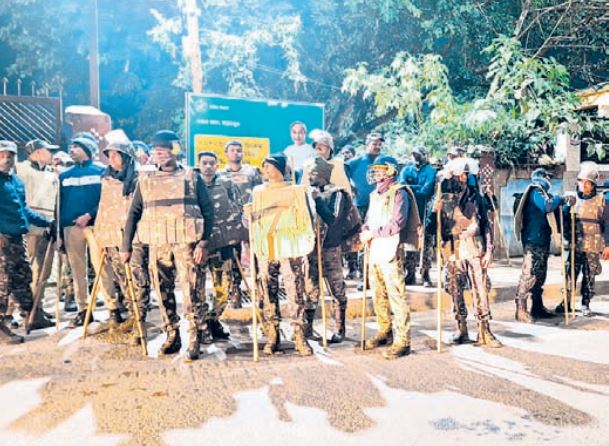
[64,295,77,313]
[160,328,182,355]
[329,307,346,344]
[186,329,201,361]
[108,309,124,330]
[207,318,230,340]
[450,318,470,344]
[69,310,94,328]
[405,271,416,286]
[304,309,319,340]
[530,294,554,319]
[514,299,533,323]
[555,301,572,315]
[28,307,54,331]
[0,317,24,344]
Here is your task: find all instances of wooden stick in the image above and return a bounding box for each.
[570,206,576,320]
[360,245,369,351]
[26,240,54,334]
[55,254,62,331]
[435,183,443,352]
[83,249,106,338]
[559,210,569,325]
[316,223,328,350]
[248,220,259,362]
[124,263,148,356]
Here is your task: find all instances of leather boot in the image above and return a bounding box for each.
[108,309,124,330]
[514,299,533,323]
[129,322,147,346]
[28,307,54,331]
[186,329,201,361]
[293,325,313,356]
[263,323,280,355]
[555,300,572,315]
[207,318,230,340]
[0,317,24,344]
[160,327,182,355]
[530,294,554,319]
[421,269,432,288]
[303,309,318,340]
[382,342,411,360]
[450,318,470,344]
[364,330,393,350]
[329,307,346,344]
[69,310,94,328]
[474,321,502,348]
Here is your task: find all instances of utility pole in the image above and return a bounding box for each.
[89,0,100,108]
[181,0,203,93]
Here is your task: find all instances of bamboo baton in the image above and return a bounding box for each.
[55,187,61,331]
[124,262,148,356]
[570,205,576,319]
[248,218,259,362]
[83,249,106,338]
[26,240,55,334]
[487,189,512,267]
[316,223,328,349]
[360,244,369,351]
[559,210,569,325]
[435,182,443,352]
[233,249,267,335]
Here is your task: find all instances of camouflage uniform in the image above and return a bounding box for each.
[0,236,34,315]
[106,246,150,319]
[515,244,550,312]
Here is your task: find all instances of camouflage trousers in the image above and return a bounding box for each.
[258,257,305,328]
[368,252,411,346]
[566,250,601,306]
[59,253,75,301]
[196,253,233,322]
[0,235,33,315]
[444,257,491,321]
[515,244,549,305]
[149,243,205,331]
[404,232,434,279]
[106,245,150,320]
[304,245,347,311]
[25,234,55,300]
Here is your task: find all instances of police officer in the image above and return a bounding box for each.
[557,162,609,317]
[513,168,569,322]
[198,151,247,340]
[95,137,150,342]
[245,153,314,356]
[399,146,437,286]
[360,155,419,359]
[304,156,352,343]
[121,130,214,361]
[0,140,53,343]
[430,158,501,348]
[15,139,60,328]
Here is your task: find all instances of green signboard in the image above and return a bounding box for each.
[185,93,324,166]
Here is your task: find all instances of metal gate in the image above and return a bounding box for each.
[0,95,62,146]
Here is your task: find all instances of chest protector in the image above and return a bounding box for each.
[16,162,58,236]
[206,178,247,251]
[574,194,604,253]
[251,183,315,261]
[137,169,205,246]
[221,165,259,203]
[513,184,561,247]
[441,192,483,260]
[367,184,420,264]
[94,177,133,248]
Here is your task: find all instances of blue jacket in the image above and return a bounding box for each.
[346,154,377,208]
[59,160,104,229]
[521,185,562,247]
[0,171,50,236]
[399,162,436,219]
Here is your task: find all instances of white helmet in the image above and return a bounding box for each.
[442,158,470,180]
[577,161,599,185]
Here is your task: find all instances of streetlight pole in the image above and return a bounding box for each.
[89,0,100,108]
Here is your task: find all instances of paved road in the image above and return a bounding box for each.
[1,292,608,446]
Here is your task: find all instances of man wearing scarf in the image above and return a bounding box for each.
[429,158,501,347]
[360,155,419,359]
[556,162,609,317]
[513,168,570,322]
[304,156,352,343]
[94,137,150,344]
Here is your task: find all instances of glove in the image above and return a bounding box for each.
[562,195,576,206]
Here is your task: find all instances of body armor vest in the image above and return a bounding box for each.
[441,192,484,260]
[574,193,604,253]
[251,183,315,261]
[94,177,133,248]
[206,176,247,252]
[221,164,260,204]
[513,184,561,247]
[16,161,58,236]
[137,168,205,246]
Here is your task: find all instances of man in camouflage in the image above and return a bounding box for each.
[513,168,570,322]
[198,151,247,341]
[556,162,609,317]
[95,137,150,342]
[429,158,501,348]
[360,155,419,359]
[245,153,314,356]
[121,130,214,361]
[304,156,352,343]
[220,140,263,308]
[15,139,60,329]
[0,140,53,343]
